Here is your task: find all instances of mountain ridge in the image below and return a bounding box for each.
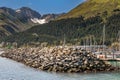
[58,0,120,19]
[1,0,120,47]
[0,7,62,37]
[0,7,41,36]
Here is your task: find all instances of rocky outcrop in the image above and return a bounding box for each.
[0,46,115,73]
[41,13,65,22]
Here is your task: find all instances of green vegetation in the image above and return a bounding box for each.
[1,10,120,47]
[58,0,120,20]
[1,0,120,47]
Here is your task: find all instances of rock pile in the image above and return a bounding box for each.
[0,46,115,73]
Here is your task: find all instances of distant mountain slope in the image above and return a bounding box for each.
[1,10,120,46]
[1,0,120,47]
[0,7,62,37]
[58,0,120,19]
[0,7,41,37]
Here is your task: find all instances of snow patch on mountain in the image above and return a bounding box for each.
[31,18,47,24]
[16,9,21,13]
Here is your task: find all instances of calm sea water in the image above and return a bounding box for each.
[0,57,120,80]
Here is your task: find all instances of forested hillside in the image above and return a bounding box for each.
[1,10,120,47]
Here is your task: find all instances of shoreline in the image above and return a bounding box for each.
[0,46,119,73]
[2,56,120,74]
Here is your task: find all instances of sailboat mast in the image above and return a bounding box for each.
[103,25,106,52]
[119,31,120,51]
[90,35,92,51]
[63,34,66,47]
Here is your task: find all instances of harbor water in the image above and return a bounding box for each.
[0,57,120,80]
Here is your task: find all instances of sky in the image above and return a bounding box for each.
[0,0,84,14]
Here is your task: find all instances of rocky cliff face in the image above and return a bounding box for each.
[16,7,41,23]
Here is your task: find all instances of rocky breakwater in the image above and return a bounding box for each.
[0,46,115,73]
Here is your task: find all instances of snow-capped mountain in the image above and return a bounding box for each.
[0,7,64,36]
